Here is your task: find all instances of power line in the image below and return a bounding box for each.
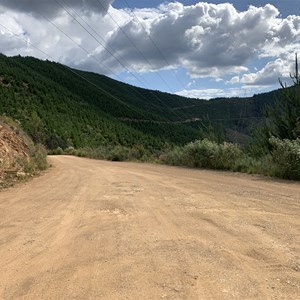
[41,14,116,75]
[2,6,230,131]
[0,22,154,120]
[1,19,188,127]
[122,0,187,91]
[119,1,254,135]
[49,0,185,119]
[53,0,186,121]
[54,0,152,90]
[1,22,256,139]
[95,0,176,94]
[0,23,50,60]
[39,9,175,118]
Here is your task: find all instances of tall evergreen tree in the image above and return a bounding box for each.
[265,53,300,140]
[250,54,300,156]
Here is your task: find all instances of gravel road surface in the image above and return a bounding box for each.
[0,156,299,299]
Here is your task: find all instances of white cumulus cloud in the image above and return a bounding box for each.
[240,56,295,86]
[100,2,287,78]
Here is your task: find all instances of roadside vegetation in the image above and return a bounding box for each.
[53,134,299,180]
[162,56,300,180]
[161,137,300,180]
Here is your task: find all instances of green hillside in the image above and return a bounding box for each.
[0,54,280,150]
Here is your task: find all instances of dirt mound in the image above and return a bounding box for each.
[0,120,31,181]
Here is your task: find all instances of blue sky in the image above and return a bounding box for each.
[0,0,300,99]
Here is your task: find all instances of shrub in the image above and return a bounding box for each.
[106,146,130,161]
[162,139,242,170]
[216,142,243,170]
[76,146,113,160]
[128,144,151,161]
[183,139,220,168]
[48,147,64,155]
[160,146,185,166]
[233,154,277,175]
[64,146,76,155]
[16,143,47,173]
[269,137,300,180]
[28,143,48,171]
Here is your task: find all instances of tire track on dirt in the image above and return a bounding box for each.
[0,156,299,299]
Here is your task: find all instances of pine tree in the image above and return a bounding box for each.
[265,53,300,140]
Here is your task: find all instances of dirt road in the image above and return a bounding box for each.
[0,156,299,299]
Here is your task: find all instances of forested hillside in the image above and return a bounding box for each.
[0,54,280,150]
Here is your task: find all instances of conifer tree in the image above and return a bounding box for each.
[265,53,300,140]
[251,53,300,155]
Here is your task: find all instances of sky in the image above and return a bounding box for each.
[0,0,300,99]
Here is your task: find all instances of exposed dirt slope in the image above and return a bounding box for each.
[0,120,30,184]
[0,156,299,299]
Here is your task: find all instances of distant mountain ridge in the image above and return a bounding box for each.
[0,54,281,149]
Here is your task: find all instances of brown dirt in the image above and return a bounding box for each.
[0,155,299,299]
[0,122,30,185]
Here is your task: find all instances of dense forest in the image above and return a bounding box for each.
[0,54,280,150]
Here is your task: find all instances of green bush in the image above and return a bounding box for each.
[233,154,277,176]
[48,147,64,155]
[183,139,220,168]
[64,146,76,155]
[106,146,130,161]
[162,139,242,170]
[160,146,185,166]
[128,144,151,161]
[29,143,48,171]
[269,137,300,180]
